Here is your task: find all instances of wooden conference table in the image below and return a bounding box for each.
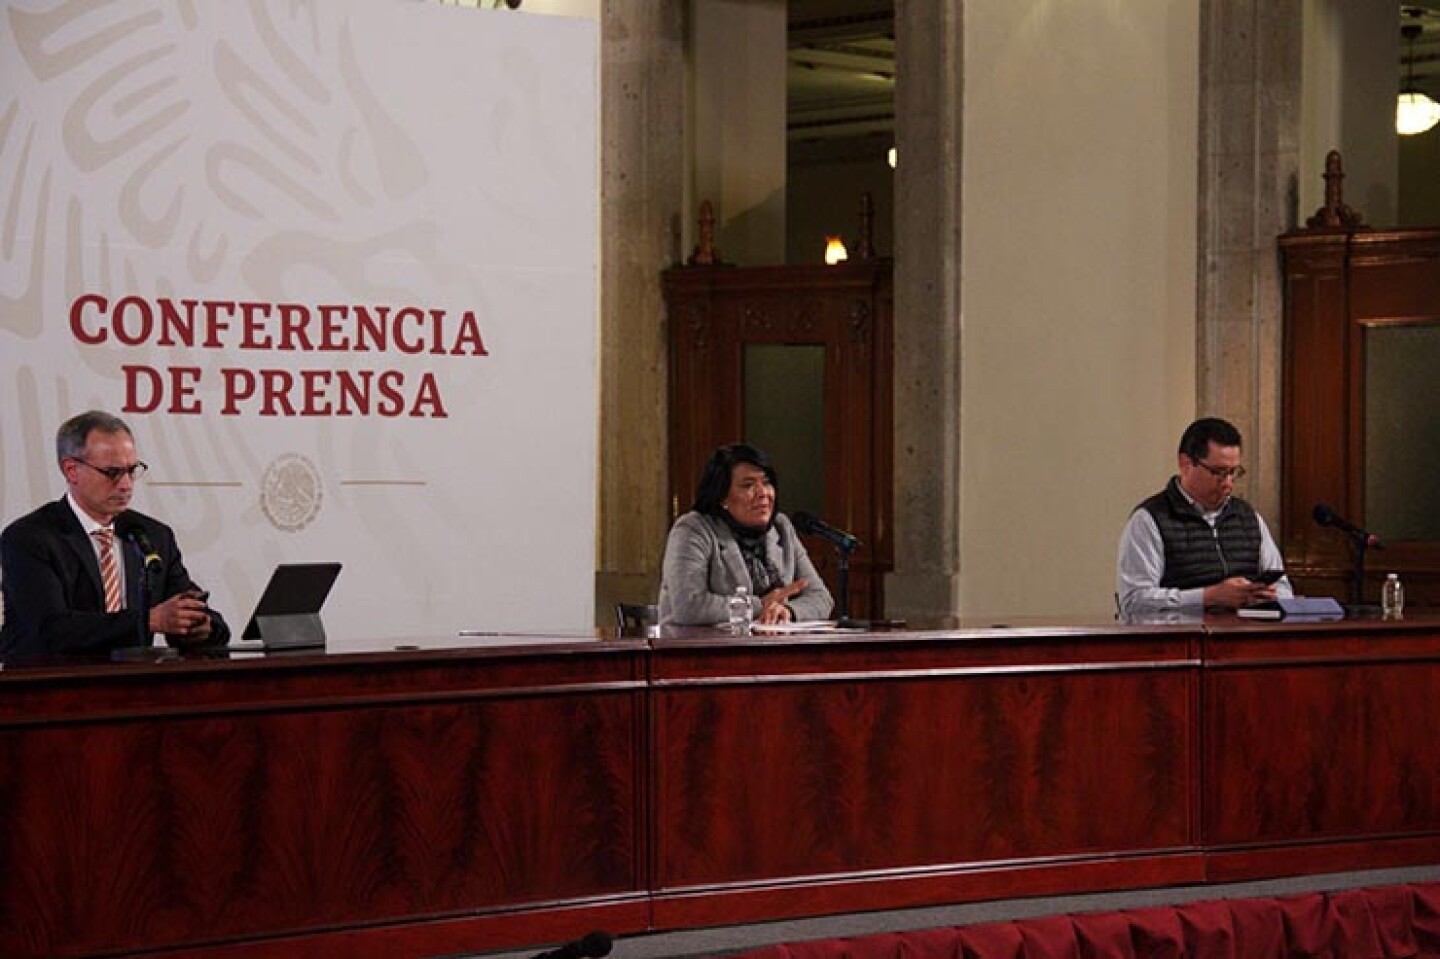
[3,613,1439,959]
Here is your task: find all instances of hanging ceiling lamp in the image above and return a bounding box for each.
[1398,21,1440,135]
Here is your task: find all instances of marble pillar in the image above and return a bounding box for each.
[595,1,686,621]
[1197,0,1303,526]
[887,0,965,618]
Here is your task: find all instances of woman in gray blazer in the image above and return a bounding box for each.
[658,443,833,626]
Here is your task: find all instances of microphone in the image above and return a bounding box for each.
[1312,504,1385,549]
[791,511,861,552]
[530,931,613,959]
[115,515,163,571]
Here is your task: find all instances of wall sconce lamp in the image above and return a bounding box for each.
[824,237,848,265]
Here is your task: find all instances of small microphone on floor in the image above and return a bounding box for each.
[530,931,613,959]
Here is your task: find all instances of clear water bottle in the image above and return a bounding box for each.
[727,584,753,635]
[1382,573,1405,620]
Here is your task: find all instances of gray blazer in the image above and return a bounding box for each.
[658,511,834,626]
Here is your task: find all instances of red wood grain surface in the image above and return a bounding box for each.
[1,617,1438,958]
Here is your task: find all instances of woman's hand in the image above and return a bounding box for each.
[758,579,808,624]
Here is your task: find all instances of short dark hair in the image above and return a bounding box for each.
[1178,417,1242,462]
[692,443,778,515]
[56,410,132,467]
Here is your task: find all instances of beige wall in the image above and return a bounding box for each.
[958,1,1199,617]
[688,0,788,264]
[1300,0,1397,227]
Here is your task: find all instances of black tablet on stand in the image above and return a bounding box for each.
[241,563,342,650]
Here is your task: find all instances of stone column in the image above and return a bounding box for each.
[595,1,686,621]
[1197,0,1303,525]
[887,0,964,619]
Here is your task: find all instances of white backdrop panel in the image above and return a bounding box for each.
[0,1,599,639]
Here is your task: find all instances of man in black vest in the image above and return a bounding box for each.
[1116,417,1291,617]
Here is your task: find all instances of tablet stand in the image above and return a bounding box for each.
[254,613,327,649]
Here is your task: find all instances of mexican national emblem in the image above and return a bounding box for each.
[261,454,322,532]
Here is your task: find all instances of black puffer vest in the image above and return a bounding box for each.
[1139,477,1262,588]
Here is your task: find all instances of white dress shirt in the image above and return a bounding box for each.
[66,492,127,609]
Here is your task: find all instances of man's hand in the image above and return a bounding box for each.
[758,579,808,624]
[149,590,213,644]
[1204,576,1278,609]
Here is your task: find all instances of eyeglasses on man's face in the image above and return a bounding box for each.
[71,458,149,483]
[1190,457,1245,482]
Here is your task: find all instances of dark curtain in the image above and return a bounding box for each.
[729,882,1440,959]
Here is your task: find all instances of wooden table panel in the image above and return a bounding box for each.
[0,643,648,959]
[3,617,1439,957]
[1204,622,1440,854]
[653,658,1196,888]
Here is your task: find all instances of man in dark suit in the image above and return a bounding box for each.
[0,410,229,658]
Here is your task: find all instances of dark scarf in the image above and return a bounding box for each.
[721,513,783,595]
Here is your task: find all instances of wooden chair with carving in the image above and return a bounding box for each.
[614,603,659,635]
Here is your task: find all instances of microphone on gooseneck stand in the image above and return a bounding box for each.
[114,514,160,648]
[1312,504,1385,550]
[791,511,861,552]
[1312,503,1384,614]
[791,511,868,629]
[530,931,614,959]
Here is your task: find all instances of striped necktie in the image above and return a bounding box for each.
[94,528,123,613]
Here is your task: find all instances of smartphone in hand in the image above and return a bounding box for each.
[1248,569,1284,585]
